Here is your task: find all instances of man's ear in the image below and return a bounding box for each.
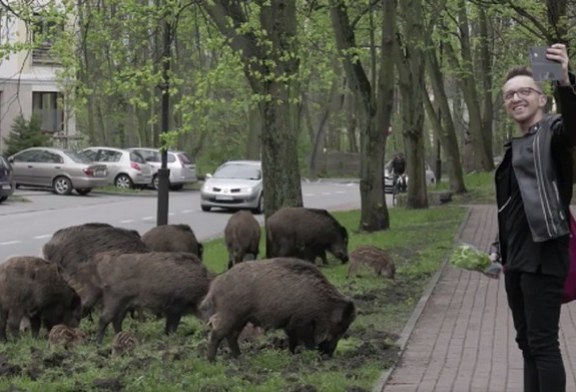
[539,93,548,108]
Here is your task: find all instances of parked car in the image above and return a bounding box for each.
[8,147,108,195]
[200,160,263,213]
[0,155,14,203]
[384,159,436,193]
[80,147,153,189]
[126,147,198,190]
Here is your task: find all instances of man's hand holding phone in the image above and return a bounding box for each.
[530,44,570,85]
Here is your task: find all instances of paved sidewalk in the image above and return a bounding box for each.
[377,204,576,392]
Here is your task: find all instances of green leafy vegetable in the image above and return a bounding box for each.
[449,244,492,272]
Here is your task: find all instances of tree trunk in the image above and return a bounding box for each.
[396,0,428,209]
[445,1,493,172]
[330,0,395,232]
[424,50,467,194]
[203,0,303,218]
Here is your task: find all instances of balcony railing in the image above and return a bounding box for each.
[32,44,60,66]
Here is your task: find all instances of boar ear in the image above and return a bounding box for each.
[331,300,355,324]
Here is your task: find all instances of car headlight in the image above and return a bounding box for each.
[244,187,253,193]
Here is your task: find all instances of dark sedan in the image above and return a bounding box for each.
[0,155,14,203]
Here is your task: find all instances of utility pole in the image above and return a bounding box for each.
[156,14,171,226]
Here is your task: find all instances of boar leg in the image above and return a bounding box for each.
[207,330,224,362]
[226,329,242,358]
[286,319,316,353]
[97,296,128,344]
[207,321,239,361]
[112,308,129,334]
[29,315,41,338]
[164,312,182,334]
[7,311,22,339]
[0,308,7,341]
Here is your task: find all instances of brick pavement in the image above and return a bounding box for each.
[376,204,576,392]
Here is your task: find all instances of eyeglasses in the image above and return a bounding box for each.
[503,87,542,102]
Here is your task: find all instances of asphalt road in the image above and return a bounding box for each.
[0,180,380,261]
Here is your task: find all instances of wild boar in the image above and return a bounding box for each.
[141,224,203,259]
[112,331,139,356]
[48,324,87,350]
[347,245,396,279]
[90,251,210,343]
[200,258,356,361]
[224,210,261,269]
[0,256,82,341]
[266,207,349,265]
[42,223,148,275]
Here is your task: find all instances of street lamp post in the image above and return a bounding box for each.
[156,17,171,226]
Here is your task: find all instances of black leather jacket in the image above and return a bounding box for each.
[491,79,576,260]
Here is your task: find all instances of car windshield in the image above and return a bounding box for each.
[65,150,92,164]
[213,163,261,180]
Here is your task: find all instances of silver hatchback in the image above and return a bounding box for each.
[8,147,108,195]
[127,148,198,190]
[200,160,263,213]
[81,147,153,189]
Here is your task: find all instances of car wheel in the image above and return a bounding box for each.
[115,174,134,189]
[170,184,183,191]
[201,205,211,212]
[152,175,159,190]
[53,176,73,195]
[76,188,92,196]
[252,195,264,214]
[0,196,6,203]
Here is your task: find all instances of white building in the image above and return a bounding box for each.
[0,6,77,153]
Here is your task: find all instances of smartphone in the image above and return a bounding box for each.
[529,46,563,81]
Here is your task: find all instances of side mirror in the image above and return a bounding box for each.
[205,173,212,178]
[8,157,14,163]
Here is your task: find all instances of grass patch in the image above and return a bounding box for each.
[0,206,466,392]
[93,182,201,195]
[436,171,495,204]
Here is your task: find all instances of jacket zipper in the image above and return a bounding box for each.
[533,130,557,237]
[498,196,512,214]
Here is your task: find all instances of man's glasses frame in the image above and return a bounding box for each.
[503,87,543,102]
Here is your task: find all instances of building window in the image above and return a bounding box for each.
[32,92,63,133]
[31,13,61,65]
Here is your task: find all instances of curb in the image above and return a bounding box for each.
[371,206,472,392]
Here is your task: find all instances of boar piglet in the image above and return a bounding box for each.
[200,258,355,361]
[142,224,203,260]
[347,245,396,279]
[266,207,349,265]
[224,210,261,269]
[92,251,210,343]
[0,256,82,341]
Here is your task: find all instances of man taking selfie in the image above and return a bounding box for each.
[490,43,576,392]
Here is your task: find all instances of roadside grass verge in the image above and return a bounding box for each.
[435,171,495,204]
[0,205,465,392]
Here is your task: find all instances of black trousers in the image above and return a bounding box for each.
[505,271,566,392]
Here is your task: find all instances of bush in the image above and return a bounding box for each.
[2,114,51,156]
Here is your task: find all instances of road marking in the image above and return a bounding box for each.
[335,191,346,194]
[168,212,175,216]
[321,192,332,195]
[120,220,134,224]
[0,241,21,246]
[34,234,52,239]
[142,216,154,221]
[304,193,315,197]
[182,210,192,214]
